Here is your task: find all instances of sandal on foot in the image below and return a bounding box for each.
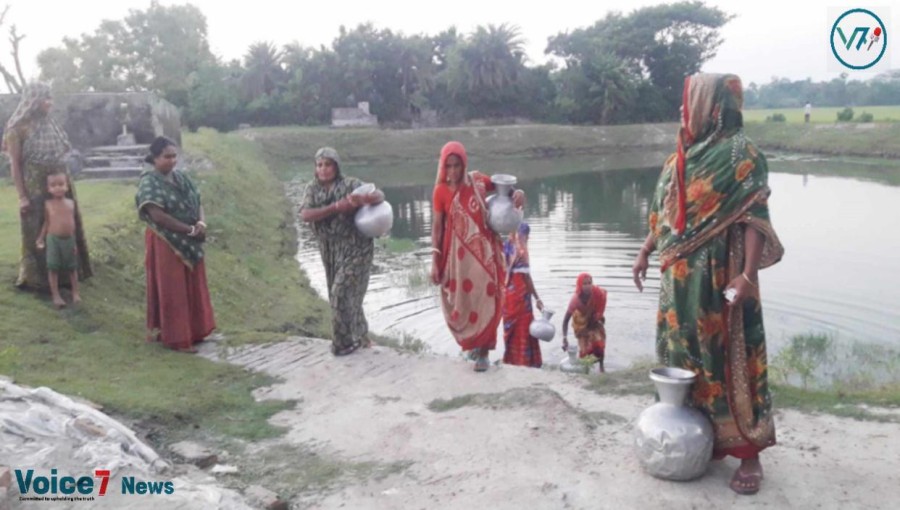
[730,468,762,495]
[474,356,490,372]
[332,342,361,357]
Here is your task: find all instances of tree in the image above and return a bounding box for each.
[242,42,284,100]
[0,5,28,93]
[184,59,244,131]
[37,1,214,106]
[440,23,529,118]
[548,1,732,122]
[281,43,344,125]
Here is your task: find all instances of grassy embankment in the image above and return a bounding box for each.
[0,128,331,445]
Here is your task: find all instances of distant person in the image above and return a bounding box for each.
[632,73,784,495]
[299,147,383,356]
[561,273,608,372]
[36,170,81,308]
[430,141,524,372]
[804,102,812,123]
[136,136,216,353]
[502,222,544,368]
[3,82,92,290]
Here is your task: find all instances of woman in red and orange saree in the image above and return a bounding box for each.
[632,73,785,495]
[502,222,544,368]
[430,141,524,372]
[562,273,608,372]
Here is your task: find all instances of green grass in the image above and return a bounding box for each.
[587,347,900,423]
[764,154,900,187]
[427,387,628,430]
[249,124,677,186]
[772,384,900,423]
[745,122,900,159]
[250,123,900,191]
[371,331,429,354]
[376,236,417,254]
[0,128,331,444]
[743,105,900,123]
[223,441,411,503]
[427,394,479,412]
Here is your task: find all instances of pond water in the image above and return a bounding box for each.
[296,154,900,370]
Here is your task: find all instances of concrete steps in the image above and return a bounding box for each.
[76,144,146,181]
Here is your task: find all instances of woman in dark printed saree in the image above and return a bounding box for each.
[430,141,524,372]
[300,147,384,356]
[4,82,92,290]
[136,137,216,353]
[502,222,544,368]
[632,73,784,495]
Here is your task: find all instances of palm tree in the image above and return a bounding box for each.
[584,52,636,124]
[242,41,284,100]
[463,24,525,91]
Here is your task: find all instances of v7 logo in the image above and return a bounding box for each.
[836,27,870,50]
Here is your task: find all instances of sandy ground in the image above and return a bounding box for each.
[198,338,900,510]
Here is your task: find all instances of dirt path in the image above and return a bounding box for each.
[201,338,900,509]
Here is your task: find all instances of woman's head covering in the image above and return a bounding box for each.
[5,82,52,134]
[436,141,468,185]
[517,222,530,236]
[568,272,605,316]
[2,82,70,163]
[315,146,341,170]
[3,82,56,154]
[576,273,592,292]
[674,73,744,233]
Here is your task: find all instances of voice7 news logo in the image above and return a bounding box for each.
[14,468,175,500]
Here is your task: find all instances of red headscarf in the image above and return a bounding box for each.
[568,273,607,319]
[436,141,469,185]
[674,75,693,234]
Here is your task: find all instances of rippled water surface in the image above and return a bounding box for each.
[296,155,900,368]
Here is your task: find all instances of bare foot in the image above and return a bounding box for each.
[72,293,82,305]
[730,457,764,495]
[52,295,66,309]
[363,337,374,348]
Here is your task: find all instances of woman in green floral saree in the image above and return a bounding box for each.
[632,73,784,495]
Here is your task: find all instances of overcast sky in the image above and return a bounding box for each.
[6,0,897,86]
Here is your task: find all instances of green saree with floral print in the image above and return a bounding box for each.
[649,73,785,459]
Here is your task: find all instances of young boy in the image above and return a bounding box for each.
[36,171,81,308]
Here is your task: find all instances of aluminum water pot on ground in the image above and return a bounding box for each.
[633,367,714,481]
[559,343,587,374]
